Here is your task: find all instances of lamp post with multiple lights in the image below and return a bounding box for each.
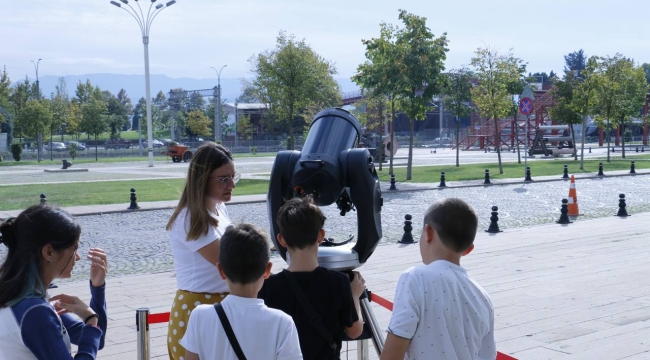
[210,65,227,142]
[110,0,176,167]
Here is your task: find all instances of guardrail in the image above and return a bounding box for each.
[135,292,518,360]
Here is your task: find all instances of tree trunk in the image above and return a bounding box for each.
[569,123,577,160]
[606,119,611,163]
[494,116,503,174]
[514,111,521,164]
[407,116,414,180]
[455,116,460,167]
[288,104,294,150]
[621,119,626,159]
[389,99,395,175]
[378,101,383,171]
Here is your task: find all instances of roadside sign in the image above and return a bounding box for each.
[519,97,533,115]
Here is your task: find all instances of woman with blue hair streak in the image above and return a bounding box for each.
[0,204,108,359]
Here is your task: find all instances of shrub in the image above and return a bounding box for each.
[250,146,258,155]
[10,143,22,162]
[67,143,78,160]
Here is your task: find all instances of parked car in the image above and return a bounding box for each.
[159,139,173,146]
[143,139,164,148]
[65,141,86,151]
[104,139,132,149]
[44,142,67,152]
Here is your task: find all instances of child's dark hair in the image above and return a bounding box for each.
[423,198,478,253]
[276,196,326,250]
[218,223,270,284]
[0,204,81,307]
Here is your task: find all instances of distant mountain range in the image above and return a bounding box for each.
[25,73,359,104]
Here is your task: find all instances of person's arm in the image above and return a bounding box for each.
[344,272,365,339]
[196,240,220,266]
[276,318,303,360]
[21,304,102,360]
[477,304,497,360]
[63,282,107,349]
[185,351,200,360]
[380,332,411,360]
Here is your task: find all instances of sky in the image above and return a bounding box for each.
[2,0,649,85]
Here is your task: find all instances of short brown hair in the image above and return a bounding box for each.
[423,198,478,253]
[219,223,270,284]
[276,196,326,250]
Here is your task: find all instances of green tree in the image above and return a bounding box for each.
[442,67,474,167]
[80,98,108,161]
[549,72,582,160]
[641,63,650,84]
[249,31,341,150]
[237,114,257,141]
[614,61,648,159]
[132,97,146,131]
[352,22,401,173]
[564,50,587,74]
[393,9,448,180]
[471,47,523,174]
[186,110,211,137]
[570,56,599,169]
[9,78,38,140]
[49,78,71,157]
[0,66,11,126]
[117,89,134,130]
[18,99,53,146]
[593,54,628,162]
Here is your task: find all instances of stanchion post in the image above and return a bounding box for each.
[357,339,369,360]
[136,308,150,360]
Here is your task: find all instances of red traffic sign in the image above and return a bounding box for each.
[519,97,533,115]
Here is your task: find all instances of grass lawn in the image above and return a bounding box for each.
[377,158,650,183]
[0,179,269,211]
[0,152,278,166]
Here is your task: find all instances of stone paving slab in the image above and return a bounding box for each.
[47,211,650,360]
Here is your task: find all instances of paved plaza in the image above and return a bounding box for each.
[1,147,650,359]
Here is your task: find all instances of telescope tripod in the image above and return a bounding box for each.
[346,288,385,358]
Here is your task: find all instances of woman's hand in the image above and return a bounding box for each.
[88,248,108,288]
[50,294,96,324]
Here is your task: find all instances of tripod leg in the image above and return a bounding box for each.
[357,339,369,360]
[360,295,385,355]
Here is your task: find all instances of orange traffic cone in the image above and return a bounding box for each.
[567,175,581,216]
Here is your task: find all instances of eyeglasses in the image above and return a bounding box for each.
[210,173,240,187]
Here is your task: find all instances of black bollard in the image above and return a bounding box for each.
[589,146,592,153]
[630,161,636,174]
[598,162,604,176]
[556,199,573,224]
[643,147,645,153]
[612,147,615,153]
[484,169,491,185]
[127,188,140,210]
[562,164,569,179]
[389,173,397,191]
[524,167,533,182]
[616,194,630,217]
[39,194,47,204]
[398,214,416,244]
[433,147,437,154]
[636,147,639,153]
[485,206,502,233]
[438,171,447,188]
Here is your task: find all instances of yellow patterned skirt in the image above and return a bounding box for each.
[167,289,229,360]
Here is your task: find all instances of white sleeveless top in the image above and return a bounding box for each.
[0,302,71,360]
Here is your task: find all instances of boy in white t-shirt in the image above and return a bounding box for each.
[381,198,496,360]
[181,223,302,360]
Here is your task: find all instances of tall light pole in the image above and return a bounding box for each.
[31,59,43,162]
[110,0,176,167]
[210,65,227,142]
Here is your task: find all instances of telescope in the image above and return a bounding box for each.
[267,107,383,270]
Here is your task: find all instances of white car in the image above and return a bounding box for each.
[45,142,67,152]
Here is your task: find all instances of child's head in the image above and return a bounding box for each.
[218,223,271,285]
[421,198,478,257]
[276,196,326,250]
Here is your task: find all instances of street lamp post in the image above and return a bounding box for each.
[110,0,176,167]
[210,65,227,142]
[31,59,43,162]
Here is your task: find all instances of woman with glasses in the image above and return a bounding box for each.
[165,142,240,360]
[0,204,108,359]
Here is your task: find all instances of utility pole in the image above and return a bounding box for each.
[31,59,43,162]
[210,65,227,142]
